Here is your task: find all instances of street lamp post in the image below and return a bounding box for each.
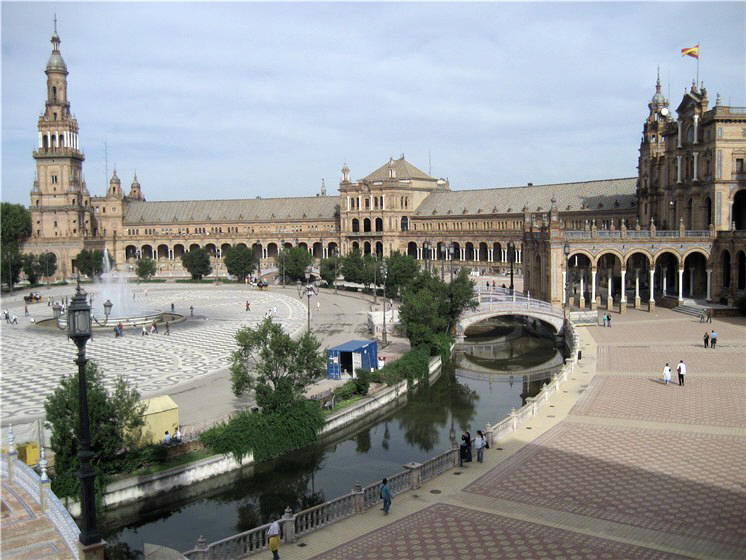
[381,262,388,346]
[67,280,102,548]
[280,239,286,287]
[449,243,454,283]
[563,242,571,317]
[440,244,446,281]
[304,268,316,333]
[508,241,516,294]
[423,241,431,273]
[334,247,339,295]
[256,240,262,279]
[373,254,378,304]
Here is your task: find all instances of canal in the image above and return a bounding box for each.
[102,315,561,555]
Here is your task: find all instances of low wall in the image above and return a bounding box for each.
[67,353,444,516]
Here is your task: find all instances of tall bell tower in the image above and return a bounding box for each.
[28,21,93,276]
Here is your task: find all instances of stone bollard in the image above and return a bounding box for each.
[282,506,296,544]
[403,462,423,490]
[510,408,517,432]
[353,482,364,513]
[452,440,460,467]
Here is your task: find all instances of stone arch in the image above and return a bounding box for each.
[721,249,731,289]
[364,218,372,233]
[596,251,624,308]
[452,241,462,261]
[221,243,232,256]
[352,241,360,252]
[683,249,709,298]
[189,243,201,252]
[594,249,625,269]
[493,242,502,262]
[401,216,409,231]
[173,244,185,259]
[363,241,371,255]
[737,250,746,291]
[141,245,153,259]
[654,250,680,299]
[266,243,278,258]
[298,242,309,252]
[125,245,138,261]
[205,243,217,257]
[465,242,475,261]
[705,196,712,227]
[312,242,323,259]
[327,242,338,257]
[375,241,383,257]
[407,241,417,258]
[352,219,360,233]
[478,242,488,262]
[375,217,383,232]
[157,244,169,260]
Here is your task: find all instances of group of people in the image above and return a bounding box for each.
[662,360,687,386]
[3,309,18,325]
[114,320,170,337]
[601,313,612,327]
[459,429,488,466]
[699,308,714,323]
[703,330,718,348]
[162,427,182,445]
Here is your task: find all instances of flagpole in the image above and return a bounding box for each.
[696,42,700,87]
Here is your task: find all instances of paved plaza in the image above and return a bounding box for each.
[281,307,745,560]
[0,283,380,434]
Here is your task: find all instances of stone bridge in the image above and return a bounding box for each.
[458,290,566,340]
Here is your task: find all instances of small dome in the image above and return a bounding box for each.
[131,173,140,189]
[46,33,67,73]
[109,170,121,185]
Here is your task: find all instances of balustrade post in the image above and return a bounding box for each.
[282,506,296,544]
[193,535,208,560]
[353,482,364,513]
[39,447,50,512]
[485,423,494,448]
[510,408,517,432]
[451,440,460,467]
[6,424,16,482]
[404,461,423,490]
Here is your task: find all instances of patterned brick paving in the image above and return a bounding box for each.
[309,503,690,560]
[571,375,746,427]
[464,422,746,547]
[597,345,744,376]
[1,480,76,559]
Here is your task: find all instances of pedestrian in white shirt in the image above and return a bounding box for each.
[662,363,672,385]
[677,360,687,386]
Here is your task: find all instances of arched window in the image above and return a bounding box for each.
[364,218,371,232]
[52,86,57,100]
[352,219,360,233]
[401,217,409,231]
[375,217,383,232]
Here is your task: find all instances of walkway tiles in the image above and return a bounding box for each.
[309,503,690,560]
[464,422,746,548]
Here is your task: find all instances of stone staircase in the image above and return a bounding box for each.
[673,304,701,317]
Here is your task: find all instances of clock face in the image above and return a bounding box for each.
[660,108,669,117]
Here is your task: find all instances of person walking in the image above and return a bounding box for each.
[602,314,607,327]
[662,363,672,385]
[707,308,713,323]
[266,517,281,560]
[475,430,486,463]
[710,330,718,348]
[677,360,687,386]
[699,309,706,323]
[246,300,250,312]
[607,313,612,327]
[164,322,170,335]
[703,331,709,348]
[380,478,392,515]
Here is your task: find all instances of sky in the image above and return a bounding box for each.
[2,1,745,206]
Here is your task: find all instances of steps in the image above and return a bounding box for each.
[673,303,702,317]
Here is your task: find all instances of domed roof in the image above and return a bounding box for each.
[46,32,67,73]
[110,170,121,185]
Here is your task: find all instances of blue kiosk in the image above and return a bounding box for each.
[327,340,378,380]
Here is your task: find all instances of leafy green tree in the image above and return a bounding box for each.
[1,245,23,289]
[223,244,257,282]
[1,203,31,290]
[44,362,145,499]
[276,246,312,283]
[362,254,381,289]
[399,273,450,350]
[38,252,57,282]
[1,202,31,247]
[384,251,419,298]
[319,256,339,287]
[21,253,41,285]
[135,258,157,280]
[231,318,325,412]
[75,249,108,278]
[445,268,478,331]
[341,248,365,283]
[181,247,212,280]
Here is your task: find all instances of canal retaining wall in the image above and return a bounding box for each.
[66,354,444,516]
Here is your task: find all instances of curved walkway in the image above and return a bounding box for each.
[275,307,745,560]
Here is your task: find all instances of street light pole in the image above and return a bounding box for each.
[563,242,571,318]
[334,247,339,295]
[508,241,515,294]
[67,279,101,548]
[440,244,445,281]
[381,262,388,346]
[256,240,262,279]
[373,254,377,304]
[280,239,285,287]
[449,243,454,283]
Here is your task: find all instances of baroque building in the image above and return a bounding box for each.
[21,28,746,309]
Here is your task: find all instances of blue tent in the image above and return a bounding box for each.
[327,340,378,379]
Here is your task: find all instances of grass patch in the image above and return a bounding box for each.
[323,395,364,416]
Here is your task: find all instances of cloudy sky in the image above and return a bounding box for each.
[2,1,744,206]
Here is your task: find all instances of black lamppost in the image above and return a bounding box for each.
[103,299,113,321]
[67,280,101,547]
[280,239,286,287]
[372,254,378,304]
[449,243,455,283]
[423,240,431,273]
[563,242,571,316]
[256,240,262,279]
[507,241,516,294]
[440,244,446,281]
[333,247,339,295]
[304,268,316,333]
[381,261,388,346]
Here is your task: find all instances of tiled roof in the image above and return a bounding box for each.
[362,156,435,182]
[413,178,637,217]
[123,196,339,225]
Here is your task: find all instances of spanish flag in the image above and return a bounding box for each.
[681,45,699,59]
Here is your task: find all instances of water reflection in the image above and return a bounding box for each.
[103,316,560,553]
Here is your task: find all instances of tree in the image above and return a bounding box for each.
[38,252,57,282]
[384,251,419,298]
[399,272,450,350]
[276,247,312,283]
[319,256,339,287]
[1,203,31,290]
[362,254,381,290]
[182,247,212,280]
[136,258,156,280]
[341,248,365,283]
[1,202,31,247]
[75,249,107,278]
[223,245,257,282]
[445,268,478,331]
[21,253,41,285]
[44,362,145,499]
[231,318,325,412]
